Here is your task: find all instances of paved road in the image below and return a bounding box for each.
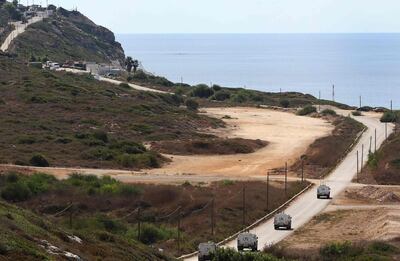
[1,12,48,52]
[184,112,394,260]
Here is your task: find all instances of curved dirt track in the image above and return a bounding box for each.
[183,110,394,261]
[151,107,333,177]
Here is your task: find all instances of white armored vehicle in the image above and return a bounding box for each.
[274,212,292,230]
[237,232,258,251]
[198,242,217,261]
[317,184,331,199]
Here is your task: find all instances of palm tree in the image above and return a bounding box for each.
[125,56,134,73]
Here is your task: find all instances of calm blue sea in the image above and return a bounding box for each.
[117,34,400,108]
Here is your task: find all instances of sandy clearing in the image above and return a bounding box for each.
[150,107,333,177]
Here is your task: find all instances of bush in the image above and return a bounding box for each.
[352,111,362,116]
[29,154,50,167]
[321,109,336,116]
[297,105,317,116]
[212,247,283,260]
[185,99,199,111]
[119,83,130,89]
[26,173,56,195]
[191,84,214,98]
[93,130,108,143]
[1,182,32,202]
[231,93,247,103]
[212,84,222,91]
[368,152,379,169]
[279,99,290,108]
[213,90,231,101]
[139,223,175,245]
[320,241,354,259]
[380,111,398,123]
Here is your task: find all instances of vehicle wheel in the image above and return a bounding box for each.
[274,225,279,230]
[328,193,331,199]
[238,246,243,251]
[198,257,203,261]
[287,225,291,230]
[317,195,320,199]
[252,245,258,252]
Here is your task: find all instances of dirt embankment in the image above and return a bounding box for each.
[291,116,365,178]
[151,107,333,177]
[359,127,400,185]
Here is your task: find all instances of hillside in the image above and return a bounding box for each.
[0,198,173,260]
[7,7,125,65]
[0,54,225,169]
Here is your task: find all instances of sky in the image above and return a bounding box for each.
[32,0,400,34]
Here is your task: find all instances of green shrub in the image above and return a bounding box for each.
[368,152,379,169]
[191,84,214,98]
[213,90,231,101]
[212,84,222,91]
[185,99,199,111]
[321,109,336,116]
[93,130,108,143]
[352,111,362,116]
[297,105,317,116]
[222,180,235,186]
[279,99,290,108]
[119,83,130,89]
[231,93,247,103]
[380,111,398,123]
[17,135,36,144]
[139,223,176,245]
[25,173,56,195]
[212,247,283,260]
[29,154,50,167]
[1,182,32,202]
[320,241,354,259]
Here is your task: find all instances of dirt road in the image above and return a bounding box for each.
[183,111,394,260]
[0,12,48,52]
[152,107,333,177]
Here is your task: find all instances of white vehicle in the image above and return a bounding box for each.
[198,242,217,261]
[317,184,331,199]
[237,232,258,252]
[274,212,292,230]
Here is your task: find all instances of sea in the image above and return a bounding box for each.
[117,34,400,108]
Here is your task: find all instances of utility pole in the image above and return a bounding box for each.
[318,90,321,112]
[177,212,181,254]
[69,201,73,229]
[242,184,246,227]
[332,85,335,102]
[211,195,215,237]
[391,100,393,112]
[266,172,270,211]
[356,150,359,182]
[301,158,304,183]
[137,207,141,241]
[375,128,377,153]
[285,162,288,197]
[359,96,362,108]
[369,136,372,153]
[361,144,364,171]
[385,122,388,139]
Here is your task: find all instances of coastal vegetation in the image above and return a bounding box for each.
[0,54,225,169]
[0,171,309,257]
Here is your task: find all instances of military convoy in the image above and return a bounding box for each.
[197,185,333,259]
[237,232,258,251]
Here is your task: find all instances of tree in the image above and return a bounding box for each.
[125,56,133,73]
[12,0,17,7]
[0,0,6,7]
[125,56,139,73]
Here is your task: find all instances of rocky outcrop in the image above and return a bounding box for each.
[8,7,125,65]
